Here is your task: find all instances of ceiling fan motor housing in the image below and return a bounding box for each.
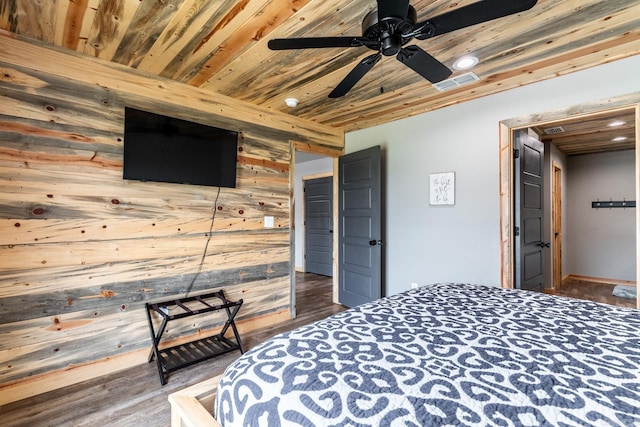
[362,5,418,56]
[266,0,539,98]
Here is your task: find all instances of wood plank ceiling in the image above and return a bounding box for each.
[1,0,639,139]
[534,108,636,156]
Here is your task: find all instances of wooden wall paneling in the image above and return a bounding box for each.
[0,247,290,303]
[0,31,345,148]
[0,216,278,246]
[0,67,124,134]
[0,166,289,220]
[0,275,290,384]
[0,319,149,384]
[0,176,292,385]
[0,172,288,224]
[0,117,122,155]
[0,28,341,401]
[0,254,290,320]
[0,308,291,406]
[0,231,290,276]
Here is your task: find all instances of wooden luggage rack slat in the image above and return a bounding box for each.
[145,290,243,385]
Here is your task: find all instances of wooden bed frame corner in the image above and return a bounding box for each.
[168,375,222,427]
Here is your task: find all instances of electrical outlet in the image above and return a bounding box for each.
[264,216,275,228]
[411,282,420,289]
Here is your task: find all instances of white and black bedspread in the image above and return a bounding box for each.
[215,283,640,426]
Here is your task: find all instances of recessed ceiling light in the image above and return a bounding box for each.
[608,120,626,127]
[285,98,299,108]
[612,136,628,142]
[452,55,479,70]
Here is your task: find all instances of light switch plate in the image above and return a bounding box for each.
[264,216,274,228]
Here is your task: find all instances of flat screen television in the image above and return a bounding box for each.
[123,107,238,188]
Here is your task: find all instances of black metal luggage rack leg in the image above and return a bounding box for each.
[145,290,244,385]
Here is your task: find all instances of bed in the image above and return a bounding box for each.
[213,283,640,426]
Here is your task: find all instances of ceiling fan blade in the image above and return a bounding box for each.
[268,37,370,50]
[377,0,410,20]
[397,46,452,83]
[413,0,537,39]
[329,53,382,98]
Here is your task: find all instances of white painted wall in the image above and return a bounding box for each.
[566,150,636,281]
[294,156,333,271]
[345,55,640,296]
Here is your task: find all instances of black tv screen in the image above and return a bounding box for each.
[123,107,238,188]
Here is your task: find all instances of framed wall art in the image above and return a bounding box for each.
[429,172,455,205]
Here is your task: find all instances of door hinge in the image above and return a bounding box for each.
[514,226,520,237]
[513,148,520,159]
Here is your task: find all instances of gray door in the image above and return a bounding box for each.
[338,146,382,307]
[514,130,546,292]
[304,176,333,276]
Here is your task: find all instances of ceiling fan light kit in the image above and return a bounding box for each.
[267,0,538,98]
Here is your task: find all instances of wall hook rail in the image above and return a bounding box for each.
[592,198,636,209]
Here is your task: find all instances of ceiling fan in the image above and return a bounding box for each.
[268,0,538,98]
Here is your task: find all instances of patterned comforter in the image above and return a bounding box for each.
[214,283,640,426]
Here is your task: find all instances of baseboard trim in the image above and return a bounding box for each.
[0,309,290,406]
[566,274,637,287]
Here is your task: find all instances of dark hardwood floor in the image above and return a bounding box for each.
[0,272,344,427]
[547,277,637,309]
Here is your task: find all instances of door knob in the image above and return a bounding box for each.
[537,241,550,248]
[369,240,377,246]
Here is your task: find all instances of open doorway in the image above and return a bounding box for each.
[295,154,334,276]
[290,145,383,315]
[538,111,636,308]
[499,94,640,309]
[291,149,336,318]
[303,175,333,276]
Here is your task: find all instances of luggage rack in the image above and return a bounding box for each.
[145,290,243,385]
